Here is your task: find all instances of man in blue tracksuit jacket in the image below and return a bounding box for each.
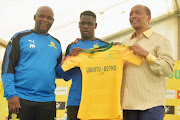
[1,6,62,120]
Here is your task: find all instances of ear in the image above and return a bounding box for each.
[95,23,97,29]
[147,15,151,23]
[79,22,81,28]
[52,19,55,24]
[34,15,36,21]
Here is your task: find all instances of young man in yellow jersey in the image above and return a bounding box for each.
[63,10,108,120]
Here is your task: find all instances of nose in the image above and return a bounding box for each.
[42,17,48,22]
[83,23,89,28]
[130,13,137,18]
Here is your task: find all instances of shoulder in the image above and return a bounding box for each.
[65,43,74,56]
[11,29,32,39]
[49,34,61,45]
[96,39,109,44]
[66,43,73,50]
[151,32,169,41]
[150,32,172,49]
[9,29,32,44]
[66,40,83,49]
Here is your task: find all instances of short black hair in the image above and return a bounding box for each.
[144,6,151,16]
[80,10,96,21]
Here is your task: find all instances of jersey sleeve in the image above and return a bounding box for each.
[61,53,83,72]
[116,45,143,66]
[55,64,72,81]
[59,43,74,81]
[56,50,62,66]
[145,37,174,77]
[54,41,72,80]
[1,35,20,100]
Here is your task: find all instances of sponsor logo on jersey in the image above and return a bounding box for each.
[86,65,116,73]
[49,41,57,49]
[28,40,35,48]
[88,56,94,60]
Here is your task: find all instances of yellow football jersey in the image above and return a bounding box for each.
[62,43,143,120]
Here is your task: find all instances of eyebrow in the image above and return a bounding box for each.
[131,9,141,11]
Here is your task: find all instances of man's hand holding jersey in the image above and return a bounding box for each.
[130,43,149,58]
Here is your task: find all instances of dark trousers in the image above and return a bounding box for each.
[123,106,164,120]
[8,99,56,120]
[67,106,80,120]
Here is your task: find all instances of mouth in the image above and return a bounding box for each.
[131,19,138,24]
[41,23,48,26]
[82,31,89,34]
[40,23,48,29]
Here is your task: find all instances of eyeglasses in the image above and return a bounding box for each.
[79,22,94,26]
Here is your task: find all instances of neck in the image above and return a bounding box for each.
[33,29,48,35]
[81,36,97,40]
[135,27,149,39]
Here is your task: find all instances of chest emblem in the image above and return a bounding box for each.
[93,43,99,48]
[49,41,57,49]
[105,52,115,61]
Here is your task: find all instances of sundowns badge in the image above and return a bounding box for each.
[105,52,115,61]
[49,41,57,49]
[93,43,99,48]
